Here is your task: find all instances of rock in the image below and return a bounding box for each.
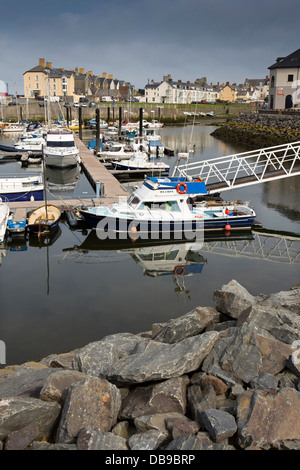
[237,388,300,449]
[72,333,150,379]
[128,430,167,450]
[76,427,128,450]
[166,432,235,450]
[202,324,294,384]
[56,377,121,444]
[4,421,43,450]
[0,397,61,442]
[134,412,185,436]
[187,384,217,422]
[0,282,298,450]
[165,433,203,450]
[200,374,229,395]
[29,441,77,450]
[40,351,78,369]
[268,289,300,313]
[111,421,135,439]
[238,303,300,345]
[107,331,220,385]
[0,367,57,399]
[250,374,278,390]
[152,307,220,343]
[286,350,300,377]
[39,370,89,404]
[165,415,200,439]
[119,376,189,420]
[214,280,256,319]
[199,409,237,443]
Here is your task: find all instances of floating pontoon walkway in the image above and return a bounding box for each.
[74,135,129,199]
[175,141,300,193]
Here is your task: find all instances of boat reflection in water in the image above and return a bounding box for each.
[45,164,80,192]
[62,230,255,295]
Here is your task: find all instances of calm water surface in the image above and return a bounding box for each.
[0,125,299,365]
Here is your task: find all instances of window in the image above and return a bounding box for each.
[288,74,294,82]
[127,195,140,207]
[35,75,39,81]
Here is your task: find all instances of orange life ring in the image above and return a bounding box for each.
[174,265,185,275]
[176,182,188,194]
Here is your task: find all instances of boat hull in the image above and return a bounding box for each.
[112,162,169,175]
[0,189,44,202]
[27,205,61,234]
[44,153,80,168]
[79,210,255,239]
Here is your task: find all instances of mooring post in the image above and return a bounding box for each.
[139,108,143,136]
[66,106,70,127]
[107,107,110,124]
[118,107,122,136]
[79,106,82,140]
[96,108,100,154]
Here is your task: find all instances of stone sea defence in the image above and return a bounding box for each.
[0,280,299,451]
[211,113,300,148]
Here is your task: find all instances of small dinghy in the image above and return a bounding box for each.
[27,204,61,235]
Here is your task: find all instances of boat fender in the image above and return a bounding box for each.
[176,183,188,194]
[225,224,231,231]
[174,266,185,275]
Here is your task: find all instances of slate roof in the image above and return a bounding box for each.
[269,48,300,69]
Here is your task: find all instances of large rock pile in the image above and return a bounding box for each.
[211,113,300,148]
[0,280,299,451]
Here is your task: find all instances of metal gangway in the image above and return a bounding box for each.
[173,141,300,193]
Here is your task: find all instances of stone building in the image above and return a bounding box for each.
[23,58,134,102]
[268,48,300,110]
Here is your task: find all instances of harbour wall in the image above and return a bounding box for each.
[211,112,300,148]
[1,103,249,125]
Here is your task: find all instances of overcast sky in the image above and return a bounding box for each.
[1,0,299,95]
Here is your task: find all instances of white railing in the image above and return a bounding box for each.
[174,141,300,191]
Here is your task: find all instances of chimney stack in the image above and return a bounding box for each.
[39,58,45,67]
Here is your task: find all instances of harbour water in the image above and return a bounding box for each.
[0,125,299,366]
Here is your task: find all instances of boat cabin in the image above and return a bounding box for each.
[126,177,208,216]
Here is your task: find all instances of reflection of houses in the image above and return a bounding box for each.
[268,48,300,110]
[23,58,135,101]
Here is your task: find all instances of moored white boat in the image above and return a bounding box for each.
[14,135,45,153]
[144,120,164,129]
[1,122,25,133]
[0,175,44,202]
[97,143,136,161]
[44,130,80,168]
[0,199,9,243]
[79,176,257,240]
[111,151,170,175]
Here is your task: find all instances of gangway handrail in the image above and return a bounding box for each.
[173,141,300,191]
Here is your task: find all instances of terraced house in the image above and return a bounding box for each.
[268,48,300,110]
[23,58,133,101]
[144,75,218,104]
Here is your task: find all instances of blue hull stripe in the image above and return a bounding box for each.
[80,212,255,232]
[0,190,44,202]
